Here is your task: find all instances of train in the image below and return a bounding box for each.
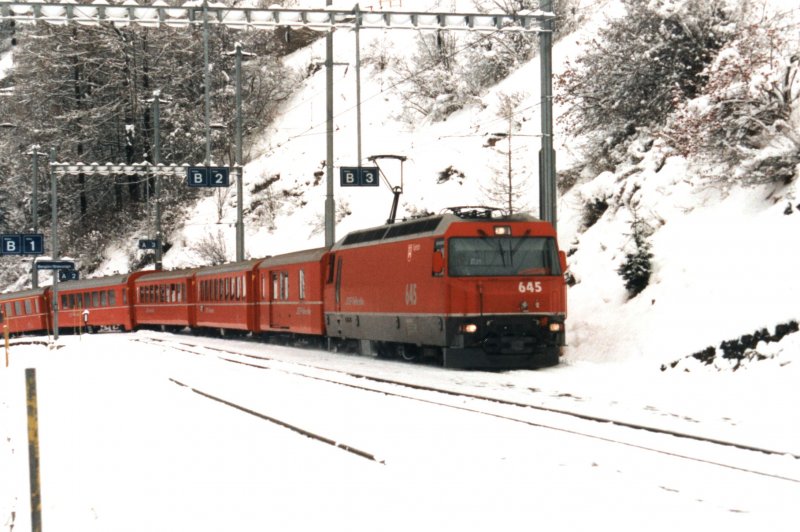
[0,207,568,369]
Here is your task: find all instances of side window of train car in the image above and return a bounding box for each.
[25,300,32,314]
[92,292,100,308]
[4,302,12,317]
[299,269,306,300]
[335,257,343,307]
[326,254,336,284]
[15,301,22,315]
[109,290,116,306]
[61,296,68,310]
[433,239,445,277]
[101,291,107,307]
[281,272,289,300]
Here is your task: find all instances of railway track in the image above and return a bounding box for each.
[136,334,800,483]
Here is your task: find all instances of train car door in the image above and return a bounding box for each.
[269,271,290,329]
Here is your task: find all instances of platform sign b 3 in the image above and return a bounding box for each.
[340,167,380,187]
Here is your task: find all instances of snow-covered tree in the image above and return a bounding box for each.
[481,92,531,214]
[662,12,800,183]
[555,0,733,168]
[0,19,296,268]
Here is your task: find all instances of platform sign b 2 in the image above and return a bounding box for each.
[187,166,230,187]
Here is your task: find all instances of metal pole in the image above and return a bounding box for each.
[203,0,212,166]
[31,146,40,289]
[235,42,244,262]
[354,4,363,166]
[152,90,163,270]
[49,148,59,341]
[539,0,556,230]
[324,0,335,248]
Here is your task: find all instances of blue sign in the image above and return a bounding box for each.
[340,166,380,187]
[1,235,22,255]
[138,239,158,250]
[22,234,45,255]
[36,260,76,271]
[0,234,44,256]
[58,269,80,282]
[187,166,230,187]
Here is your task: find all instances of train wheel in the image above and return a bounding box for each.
[397,344,419,362]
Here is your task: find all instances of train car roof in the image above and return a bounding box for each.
[257,247,328,269]
[332,210,544,250]
[0,287,47,300]
[136,268,201,282]
[53,273,139,291]
[194,259,262,278]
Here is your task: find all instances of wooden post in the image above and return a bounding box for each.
[26,368,43,532]
[3,324,9,368]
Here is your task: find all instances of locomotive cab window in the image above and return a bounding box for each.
[448,236,562,277]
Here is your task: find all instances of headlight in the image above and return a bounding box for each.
[549,323,562,333]
[460,323,478,334]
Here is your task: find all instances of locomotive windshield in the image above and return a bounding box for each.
[448,237,561,277]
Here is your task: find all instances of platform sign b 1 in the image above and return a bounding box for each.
[1,233,44,256]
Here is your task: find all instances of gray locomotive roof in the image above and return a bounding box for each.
[331,211,542,250]
[0,287,47,300]
[257,247,328,268]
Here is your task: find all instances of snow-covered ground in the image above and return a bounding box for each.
[2,333,799,531]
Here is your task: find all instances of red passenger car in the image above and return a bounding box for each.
[193,260,260,333]
[323,208,567,369]
[255,248,328,337]
[0,288,50,336]
[133,269,197,331]
[54,272,149,332]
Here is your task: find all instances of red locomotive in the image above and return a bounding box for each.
[324,207,567,368]
[1,208,567,369]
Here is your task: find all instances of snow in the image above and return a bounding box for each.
[2,333,799,531]
[3,0,800,529]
